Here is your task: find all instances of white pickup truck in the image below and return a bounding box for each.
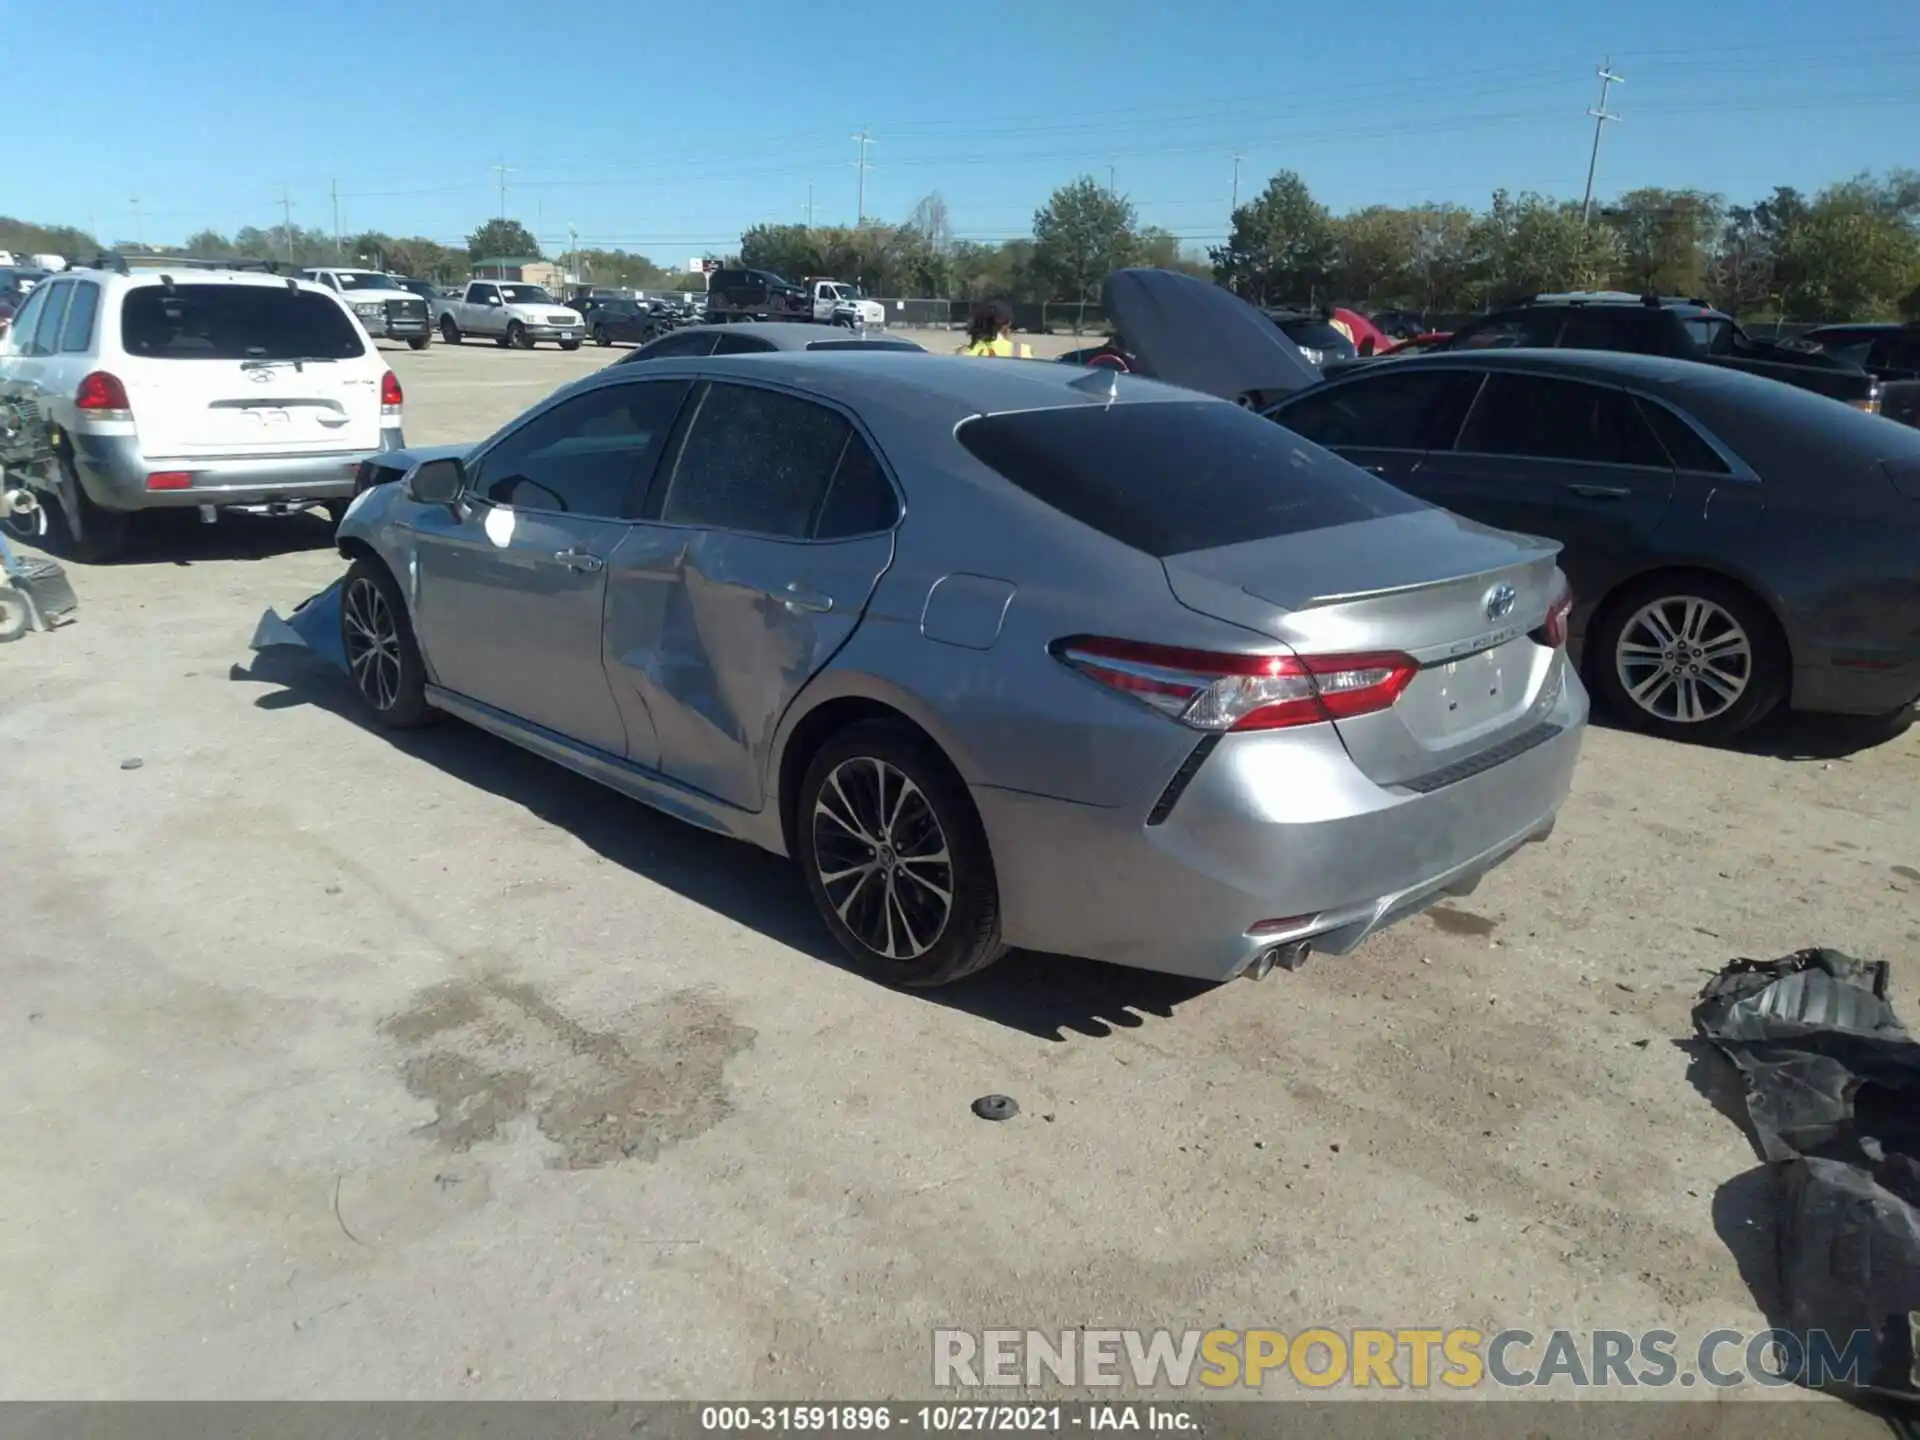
[803,278,887,329]
[432,281,585,350]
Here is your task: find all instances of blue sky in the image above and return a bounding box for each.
[18,0,1917,261]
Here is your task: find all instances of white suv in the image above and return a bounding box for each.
[0,256,405,558]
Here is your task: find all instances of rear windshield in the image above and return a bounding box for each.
[957,400,1425,558]
[804,339,923,351]
[119,284,366,361]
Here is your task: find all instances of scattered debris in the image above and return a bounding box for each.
[1694,948,1920,1406]
[971,1094,1018,1122]
[119,758,143,771]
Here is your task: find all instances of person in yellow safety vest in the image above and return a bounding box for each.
[957,300,1034,358]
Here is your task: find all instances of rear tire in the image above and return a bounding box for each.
[796,720,1005,988]
[1589,572,1786,744]
[592,325,611,347]
[340,557,435,729]
[439,316,462,344]
[68,473,128,563]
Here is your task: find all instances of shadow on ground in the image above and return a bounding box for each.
[1588,701,1913,762]
[41,508,340,569]
[234,645,1213,1042]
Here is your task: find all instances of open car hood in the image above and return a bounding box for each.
[1101,268,1323,406]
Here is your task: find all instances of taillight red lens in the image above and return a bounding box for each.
[380,370,403,408]
[75,371,131,412]
[1542,590,1573,649]
[145,471,192,491]
[1053,636,1417,732]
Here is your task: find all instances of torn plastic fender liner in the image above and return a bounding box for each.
[250,577,348,675]
[1694,948,1920,1405]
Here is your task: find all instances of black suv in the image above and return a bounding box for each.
[1416,292,1919,424]
[704,267,809,323]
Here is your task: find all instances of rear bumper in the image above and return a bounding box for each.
[1792,659,1920,718]
[70,428,406,512]
[974,671,1588,983]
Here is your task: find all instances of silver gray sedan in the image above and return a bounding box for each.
[332,279,1586,987]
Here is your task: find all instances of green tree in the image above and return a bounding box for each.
[739,223,821,282]
[1330,206,1416,304]
[1031,176,1139,304]
[183,229,233,257]
[1776,176,1920,320]
[1210,170,1336,305]
[1471,190,1621,305]
[1602,188,1722,296]
[1405,204,1477,314]
[466,218,542,262]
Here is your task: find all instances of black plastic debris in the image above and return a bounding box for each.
[1694,947,1920,1406]
[971,1094,1018,1122]
[119,758,143,771]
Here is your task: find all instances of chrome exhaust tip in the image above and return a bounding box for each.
[1242,941,1312,980]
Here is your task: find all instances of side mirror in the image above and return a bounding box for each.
[407,457,465,507]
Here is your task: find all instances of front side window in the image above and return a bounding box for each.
[1452,374,1669,468]
[471,380,690,518]
[118,284,366,360]
[3,284,49,355]
[28,280,72,357]
[660,382,858,538]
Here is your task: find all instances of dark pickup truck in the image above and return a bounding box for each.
[1374,293,1920,428]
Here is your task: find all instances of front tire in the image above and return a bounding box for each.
[1589,573,1785,744]
[340,558,435,729]
[559,339,581,352]
[797,720,1005,987]
[592,325,611,347]
[506,321,530,349]
[408,336,430,350]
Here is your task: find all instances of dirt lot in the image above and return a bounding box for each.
[1,336,1915,1415]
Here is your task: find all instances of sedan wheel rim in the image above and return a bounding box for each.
[1615,594,1751,724]
[343,577,404,712]
[812,757,953,963]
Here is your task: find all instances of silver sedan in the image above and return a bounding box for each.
[332,275,1586,986]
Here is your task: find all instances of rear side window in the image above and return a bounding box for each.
[814,436,900,538]
[1635,398,1729,474]
[957,400,1425,559]
[661,382,856,538]
[1271,369,1479,450]
[119,284,366,360]
[58,282,100,353]
[28,281,71,357]
[1454,374,1669,468]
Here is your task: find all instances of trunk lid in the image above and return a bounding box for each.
[1101,268,1323,406]
[1161,508,1570,787]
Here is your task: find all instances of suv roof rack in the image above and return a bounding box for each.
[88,250,284,276]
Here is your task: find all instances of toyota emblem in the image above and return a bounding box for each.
[1484,582,1518,622]
[248,368,274,384]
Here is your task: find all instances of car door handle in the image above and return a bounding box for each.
[1565,483,1631,499]
[778,583,833,614]
[553,548,605,573]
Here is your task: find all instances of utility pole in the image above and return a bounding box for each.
[567,224,577,283]
[1108,164,1116,193]
[280,189,296,264]
[850,130,874,224]
[492,161,515,220]
[806,180,814,230]
[1580,58,1625,226]
[331,179,341,258]
[129,197,142,248]
[1230,152,1242,211]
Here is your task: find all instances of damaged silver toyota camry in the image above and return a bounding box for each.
[326,270,1587,987]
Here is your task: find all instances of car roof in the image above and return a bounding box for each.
[61,265,336,294]
[664,322,907,350]
[1804,322,1907,335]
[606,350,1208,424]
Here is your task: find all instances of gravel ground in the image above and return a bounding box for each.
[0,338,1914,1421]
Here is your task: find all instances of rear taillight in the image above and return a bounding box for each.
[1053,636,1417,732]
[75,370,131,417]
[380,370,403,413]
[145,471,192,491]
[1538,589,1574,649]
[1850,382,1883,415]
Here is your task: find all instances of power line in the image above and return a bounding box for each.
[1581,57,1626,225]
